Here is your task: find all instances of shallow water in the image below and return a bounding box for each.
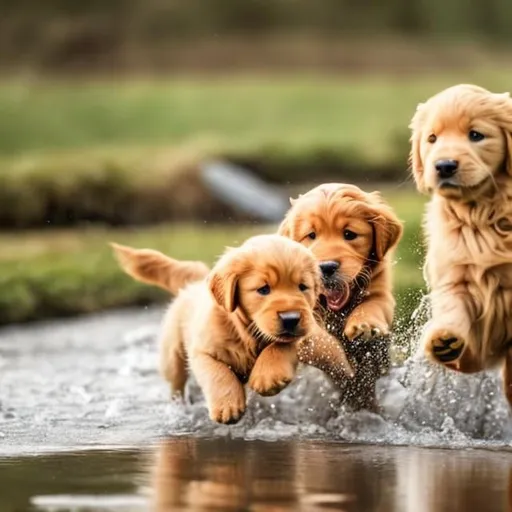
[2,439,512,512]
[2,305,512,510]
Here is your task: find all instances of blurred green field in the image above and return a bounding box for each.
[1,72,510,228]
[0,188,426,325]
[3,73,512,159]
[1,78,415,160]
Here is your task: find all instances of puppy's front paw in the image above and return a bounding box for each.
[344,317,389,341]
[249,363,295,397]
[425,328,465,365]
[208,389,246,424]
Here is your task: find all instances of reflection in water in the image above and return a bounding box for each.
[396,449,512,512]
[1,438,512,511]
[153,439,395,512]
[152,438,310,511]
[151,439,512,512]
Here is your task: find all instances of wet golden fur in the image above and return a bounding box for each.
[111,183,400,411]
[409,83,512,405]
[112,235,353,424]
[278,183,403,341]
[277,183,403,411]
[110,243,209,295]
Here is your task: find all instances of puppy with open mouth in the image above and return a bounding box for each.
[112,234,353,424]
[278,183,403,410]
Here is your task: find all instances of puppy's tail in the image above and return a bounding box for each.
[110,242,210,295]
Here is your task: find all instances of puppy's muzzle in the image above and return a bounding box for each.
[318,261,349,311]
[435,159,459,187]
[278,311,301,337]
[319,261,340,280]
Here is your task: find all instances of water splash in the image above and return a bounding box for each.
[163,296,512,447]
[0,304,511,454]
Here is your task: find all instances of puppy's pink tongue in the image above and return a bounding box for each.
[326,286,349,311]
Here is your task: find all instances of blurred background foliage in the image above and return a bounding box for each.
[2,0,512,73]
[1,0,511,326]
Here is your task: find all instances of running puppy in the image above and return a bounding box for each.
[278,183,403,410]
[112,235,353,424]
[409,83,512,406]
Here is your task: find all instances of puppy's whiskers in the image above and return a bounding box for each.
[247,321,278,348]
[247,321,261,339]
[356,268,372,290]
[313,309,325,324]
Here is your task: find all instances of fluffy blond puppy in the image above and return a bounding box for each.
[112,234,352,424]
[409,83,512,405]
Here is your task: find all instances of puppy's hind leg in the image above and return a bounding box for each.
[159,308,188,398]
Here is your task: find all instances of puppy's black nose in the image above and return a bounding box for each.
[319,261,340,278]
[278,311,301,333]
[435,159,459,179]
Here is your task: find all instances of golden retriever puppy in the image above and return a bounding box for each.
[278,183,403,410]
[112,234,353,424]
[409,83,512,405]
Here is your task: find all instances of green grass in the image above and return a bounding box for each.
[0,78,410,161]
[0,223,264,324]
[3,72,512,159]
[0,189,426,325]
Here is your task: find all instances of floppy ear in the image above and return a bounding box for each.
[494,92,512,176]
[208,251,243,312]
[111,242,175,290]
[409,103,427,192]
[313,267,323,298]
[369,207,404,261]
[503,130,512,176]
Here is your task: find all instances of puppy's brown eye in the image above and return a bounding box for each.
[427,134,437,143]
[298,283,308,292]
[257,284,271,296]
[469,130,485,142]
[343,229,358,241]
[307,232,316,240]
